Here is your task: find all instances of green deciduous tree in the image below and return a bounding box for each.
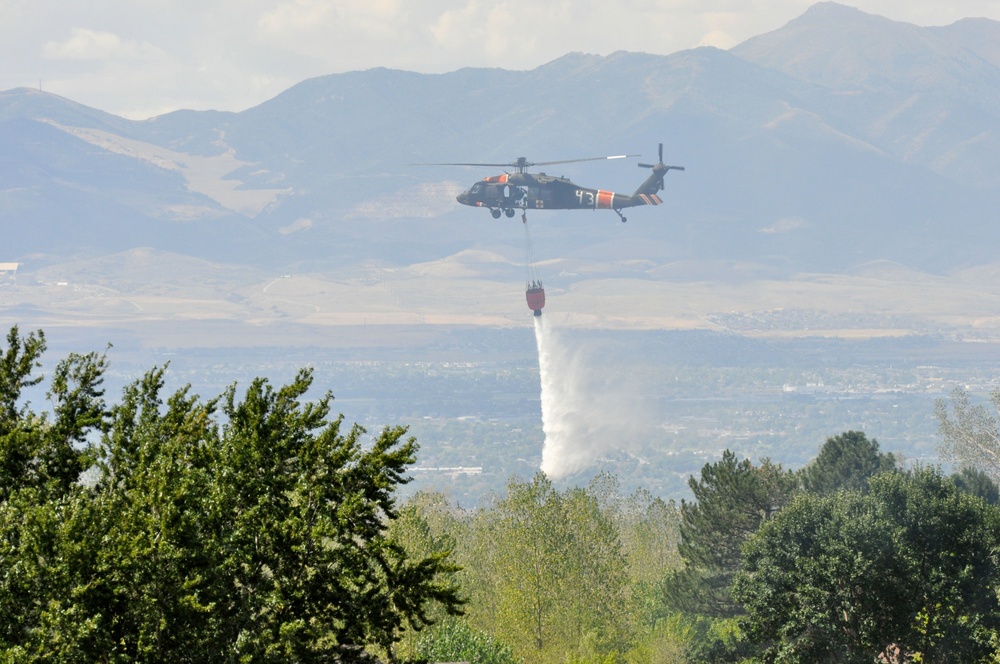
[936,387,1000,480]
[388,491,468,661]
[0,326,108,503]
[207,371,463,660]
[0,328,112,663]
[0,327,463,662]
[415,618,522,664]
[734,467,1000,662]
[613,486,683,632]
[397,479,687,664]
[0,326,45,425]
[462,473,630,663]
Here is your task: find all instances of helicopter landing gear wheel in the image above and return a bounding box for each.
[504,208,516,218]
[614,209,627,223]
[491,208,502,219]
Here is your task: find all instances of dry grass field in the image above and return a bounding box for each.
[5,248,1000,350]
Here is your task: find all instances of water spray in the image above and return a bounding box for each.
[534,316,651,479]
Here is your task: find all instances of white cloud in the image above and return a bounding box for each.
[699,30,738,49]
[3,0,1000,118]
[760,217,808,234]
[279,218,313,235]
[43,27,164,62]
[258,0,334,33]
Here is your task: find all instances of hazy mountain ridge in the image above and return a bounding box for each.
[3,2,1000,279]
[931,18,1000,69]
[733,3,1000,97]
[732,2,1000,188]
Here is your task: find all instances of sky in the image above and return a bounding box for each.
[3,0,999,120]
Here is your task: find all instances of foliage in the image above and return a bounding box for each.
[19,321,991,664]
[799,430,897,495]
[415,618,521,664]
[668,450,797,618]
[935,387,1000,480]
[392,434,1000,663]
[611,484,684,634]
[619,612,749,664]
[0,326,46,425]
[0,326,108,503]
[389,491,468,659]
[951,465,1000,505]
[460,473,630,662]
[395,477,688,664]
[0,326,462,662]
[734,467,1000,662]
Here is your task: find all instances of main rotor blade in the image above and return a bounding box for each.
[410,162,515,167]
[531,154,639,167]
[411,154,639,169]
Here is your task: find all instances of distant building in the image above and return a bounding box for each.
[410,467,483,478]
[0,263,17,284]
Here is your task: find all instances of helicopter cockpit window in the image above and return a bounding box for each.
[470,183,484,194]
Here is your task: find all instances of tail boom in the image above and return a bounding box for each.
[618,162,684,209]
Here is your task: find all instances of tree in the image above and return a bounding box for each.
[612,485,683,630]
[874,470,1000,661]
[0,328,111,662]
[936,387,1000,480]
[462,473,629,663]
[83,369,220,660]
[734,468,1000,662]
[799,430,897,495]
[396,477,693,663]
[469,474,574,658]
[206,371,464,660]
[415,618,521,664]
[0,326,108,502]
[0,326,463,662]
[666,451,796,618]
[733,491,905,661]
[951,466,1000,505]
[0,325,45,426]
[560,483,631,654]
[388,491,469,661]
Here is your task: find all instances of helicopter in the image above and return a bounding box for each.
[433,143,683,222]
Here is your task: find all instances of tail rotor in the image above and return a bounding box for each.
[638,143,664,169]
[638,142,683,191]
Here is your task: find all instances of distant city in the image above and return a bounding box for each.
[25,328,990,507]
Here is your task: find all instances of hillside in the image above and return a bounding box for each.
[3,2,1000,343]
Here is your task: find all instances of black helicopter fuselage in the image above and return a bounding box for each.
[444,144,682,221]
[455,163,679,222]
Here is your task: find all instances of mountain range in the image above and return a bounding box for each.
[4,2,1000,341]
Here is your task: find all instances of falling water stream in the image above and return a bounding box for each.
[534,315,649,479]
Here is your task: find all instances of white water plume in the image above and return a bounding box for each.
[534,315,652,479]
